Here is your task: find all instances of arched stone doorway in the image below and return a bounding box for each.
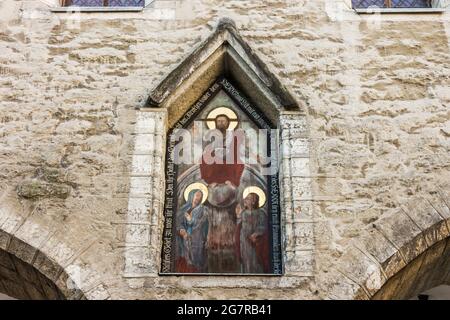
[372,236,450,300]
[322,190,450,300]
[0,201,111,300]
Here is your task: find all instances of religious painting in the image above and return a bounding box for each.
[161,78,282,275]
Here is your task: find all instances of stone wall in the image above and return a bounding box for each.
[0,0,449,299]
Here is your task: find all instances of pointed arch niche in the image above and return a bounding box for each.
[124,18,314,285]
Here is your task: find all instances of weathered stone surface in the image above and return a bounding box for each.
[320,271,369,300]
[0,249,15,271]
[409,239,448,295]
[371,271,403,300]
[33,251,64,282]
[373,210,426,263]
[7,237,37,264]
[385,254,424,300]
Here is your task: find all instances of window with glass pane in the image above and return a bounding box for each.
[352,0,431,8]
[62,0,144,6]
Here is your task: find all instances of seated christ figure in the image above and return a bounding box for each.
[200,113,244,188]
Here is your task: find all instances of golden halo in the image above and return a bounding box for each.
[183,182,208,204]
[206,107,238,130]
[243,186,266,208]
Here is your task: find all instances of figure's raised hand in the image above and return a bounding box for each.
[250,233,259,244]
[225,180,236,189]
[184,211,193,222]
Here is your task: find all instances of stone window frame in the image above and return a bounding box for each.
[158,78,284,276]
[347,0,448,12]
[119,19,317,290]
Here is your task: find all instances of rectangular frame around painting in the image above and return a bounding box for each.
[160,77,283,276]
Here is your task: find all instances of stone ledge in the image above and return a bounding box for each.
[326,189,450,299]
[141,276,312,289]
[354,228,406,279]
[320,271,370,300]
[285,247,315,252]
